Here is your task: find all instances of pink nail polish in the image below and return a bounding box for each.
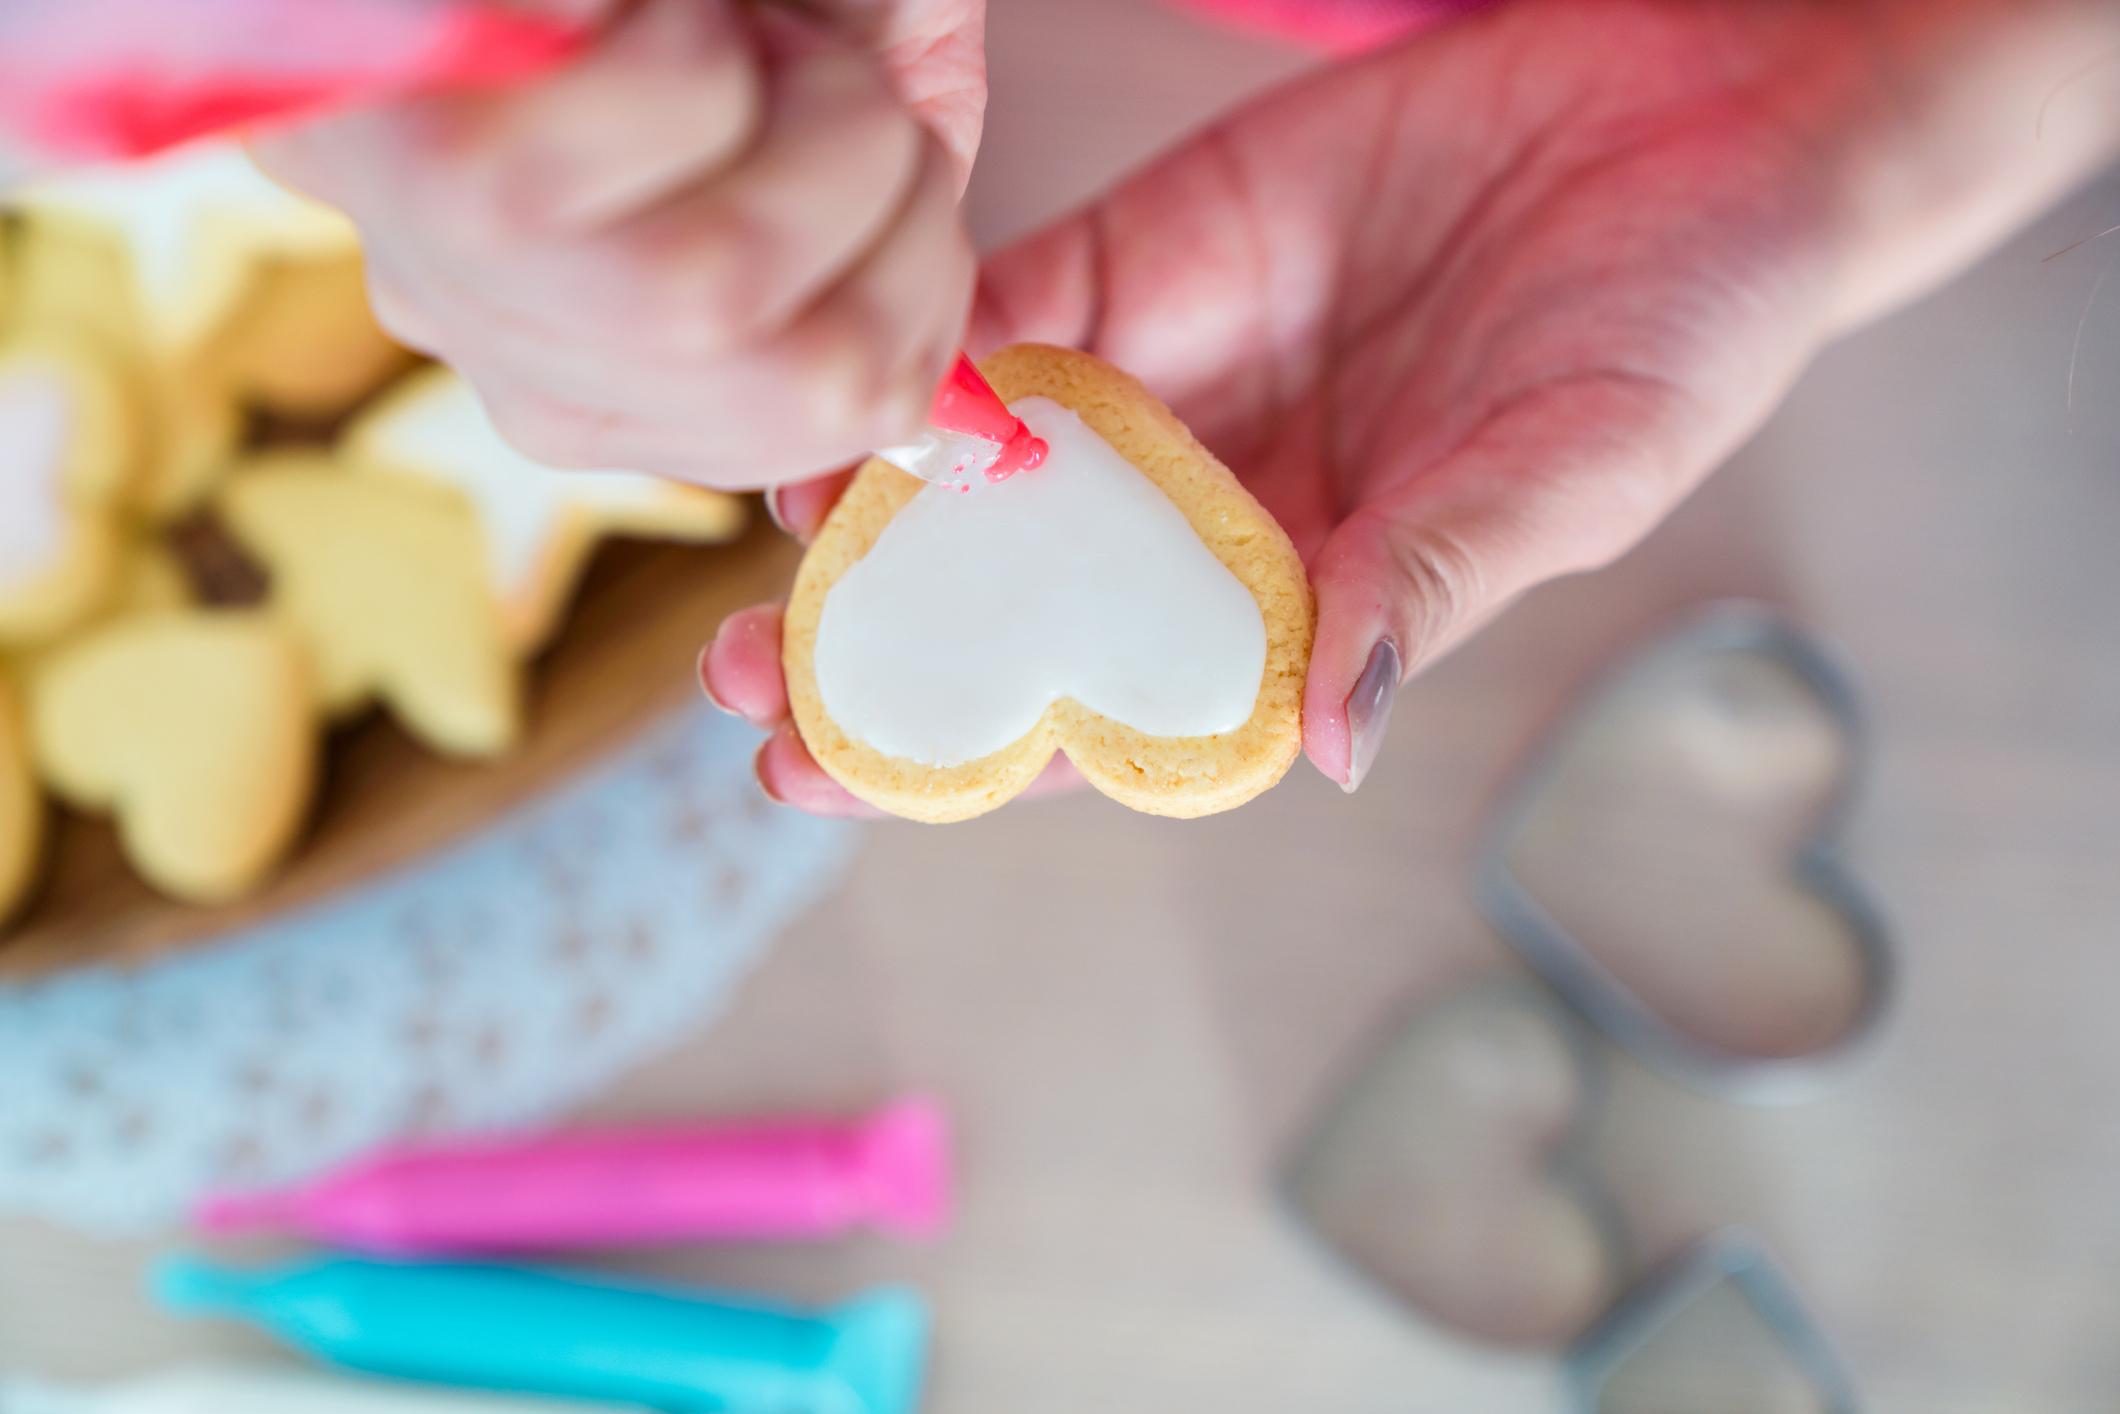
[696,643,740,717]
[754,745,790,806]
[764,486,795,538]
[1343,639,1400,794]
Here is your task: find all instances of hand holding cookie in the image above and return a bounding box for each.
[251,0,987,490]
[705,4,1855,812]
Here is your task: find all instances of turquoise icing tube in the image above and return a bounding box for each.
[152,1256,929,1414]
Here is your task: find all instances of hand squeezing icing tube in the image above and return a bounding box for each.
[195,1095,951,1254]
[153,1256,931,1414]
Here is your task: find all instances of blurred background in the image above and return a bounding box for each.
[5,0,2120,1410]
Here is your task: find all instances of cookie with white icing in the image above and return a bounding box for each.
[11,140,392,514]
[345,366,747,652]
[30,609,317,904]
[0,331,140,649]
[218,452,521,759]
[0,670,43,926]
[784,344,1313,822]
[16,142,354,356]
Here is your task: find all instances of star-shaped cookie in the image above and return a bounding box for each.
[344,367,746,652]
[218,453,521,759]
[18,139,358,358]
[12,140,378,516]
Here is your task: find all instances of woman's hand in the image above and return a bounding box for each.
[254,0,988,489]
[711,0,2120,811]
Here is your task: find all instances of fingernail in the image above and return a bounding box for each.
[764,486,795,538]
[754,746,789,806]
[1343,639,1400,794]
[696,643,739,716]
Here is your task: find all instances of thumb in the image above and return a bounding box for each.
[1303,373,1707,791]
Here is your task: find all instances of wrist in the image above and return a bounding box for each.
[1808,0,2120,334]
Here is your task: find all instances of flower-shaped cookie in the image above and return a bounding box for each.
[218,453,520,758]
[0,331,140,648]
[344,368,746,652]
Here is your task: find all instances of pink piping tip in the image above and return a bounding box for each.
[930,353,1047,484]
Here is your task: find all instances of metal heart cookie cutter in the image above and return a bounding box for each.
[1565,1227,1862,1414]
[1471,601,1895,1105]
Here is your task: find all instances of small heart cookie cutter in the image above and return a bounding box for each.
[1565,1227,1862,1414]
[1471,601,1895,1105]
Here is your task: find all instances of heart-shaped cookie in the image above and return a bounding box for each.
[217,453,520,758]
[30,609,317,904]
[784,344,1313,822]
[0,670,42,926]
[1473,603,1891,1103]
[344,366,747,653]
[1286,982,1620,1347]
[0,330,140,648]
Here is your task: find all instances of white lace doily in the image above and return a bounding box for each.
[0,705,858,1236]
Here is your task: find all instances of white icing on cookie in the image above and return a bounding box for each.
[0,370,74,586]
[814,397,1267,767]
[365,373,696,600]
[23,140,355,351]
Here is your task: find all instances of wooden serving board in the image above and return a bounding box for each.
[0,513,799,979]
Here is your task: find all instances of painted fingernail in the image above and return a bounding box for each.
[696,643,739,716]
[764,486,795,538]
[1343,639,1401,794]
[753,745,789,806]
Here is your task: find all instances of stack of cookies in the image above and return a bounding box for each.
[0,142,745,920]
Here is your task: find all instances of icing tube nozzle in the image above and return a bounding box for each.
[855,1095,952,1240]
[193,1095,953,1254]
[822,1288,932,1414]
[149,1255,932,1414]
[874,352,1048,492]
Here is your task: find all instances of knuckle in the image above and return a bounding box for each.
[481,389,615,471]
[1381,518,1486,651]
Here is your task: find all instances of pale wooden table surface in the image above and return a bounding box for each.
[9,3,2120,1411]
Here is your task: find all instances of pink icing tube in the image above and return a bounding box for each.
[196,1096,951,1255]
[0,0,585,164]
[874,353,1048,492]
